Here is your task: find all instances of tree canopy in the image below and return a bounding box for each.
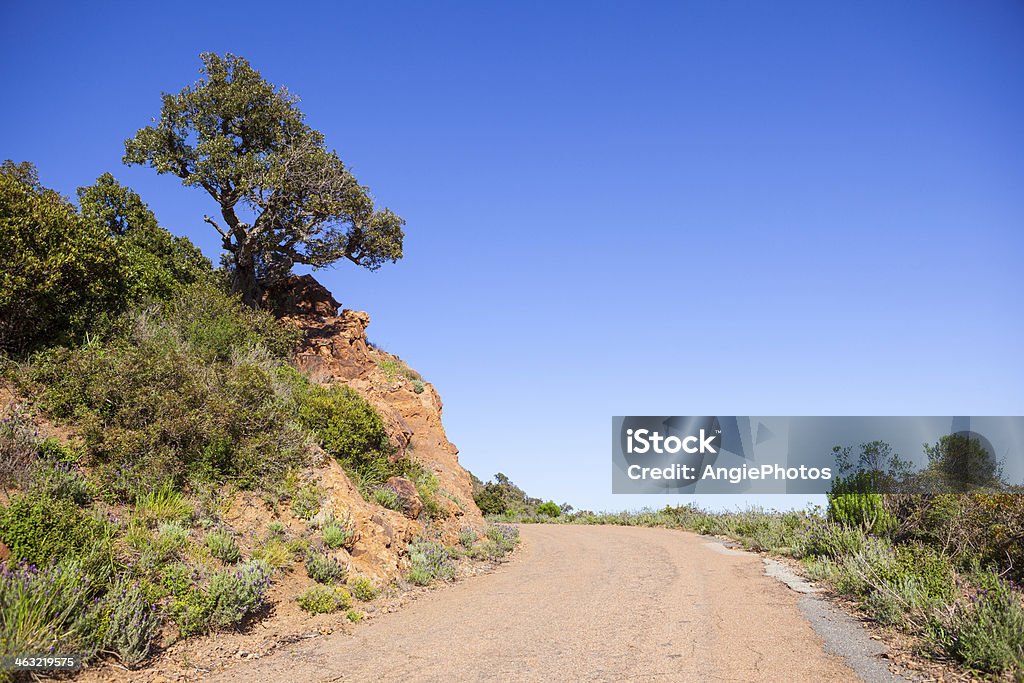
[123,52,405,305]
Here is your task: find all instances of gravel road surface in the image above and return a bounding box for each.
[210,524,873,682]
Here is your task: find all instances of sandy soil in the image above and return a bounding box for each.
[206,524,859,682]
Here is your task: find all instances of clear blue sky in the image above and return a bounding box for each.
[2,2,1022,512]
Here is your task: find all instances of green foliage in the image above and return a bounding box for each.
[348,576,377,601]
[162,563,212,638]
[458,527,477,549]
[103,573,162,667]
[207,560,272,630]
[802,521,866,559]
[536,501,561,517]
[412,380,425,394]
[29,456,93,505]
[124,52,404,304]
[204,531,242,564]
[251,536,294,573]
[408,540,456,585]
[291,483,323,520]
[77,172,212,302]
[322,518,354,550]
[346,608,364,623]
[0,161,126,352]
[154,522,189,562]
[472,472,537,516]
[296,584,351,615]
[0,560,106,662]
[923,433,1003,492]
[305,549,347,584]
[372,486,402,511]
[376,357,422,382]
[945,574,1024,674]
[137,484,193,525]
[297,383,393,466]
[0,405,38,490]
[0,492,108,566]
[25,282,310,493]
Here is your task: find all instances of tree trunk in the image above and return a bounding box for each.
[232,256,264,308]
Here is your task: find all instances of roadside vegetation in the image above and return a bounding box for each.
[486,466,1024,679]
[0,52,502,675]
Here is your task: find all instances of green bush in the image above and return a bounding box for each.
[162,564,212,638]
[251,537,294,573]
[291,484,323,520]
[137,483,193,524]
[945,575,1024,674]
[372,486,403,511]
[412,380,425,394]
[349,576,378,601]
[29,457,92,505]
[205,531,242,564]
[827,472,895,536]
[346,608,364,623]
[0,161,126,352]
[0,492,109,566]
[305,549,347,584]
[207,560,272,630]
[296,585,351,614]
[803,520,866,559]
[322,519,354,550]
[537,501,561,517]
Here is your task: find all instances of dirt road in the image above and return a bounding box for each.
[210,525,864,682]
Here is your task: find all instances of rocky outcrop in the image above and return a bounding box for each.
[260,275,484,580]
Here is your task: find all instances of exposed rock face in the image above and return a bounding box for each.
[384,476,423,519]
[263,275,485,580]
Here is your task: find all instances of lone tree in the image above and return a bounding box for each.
[124,52,404,305]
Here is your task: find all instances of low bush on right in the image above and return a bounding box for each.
[296,585,351,615]
[407,540,456,585]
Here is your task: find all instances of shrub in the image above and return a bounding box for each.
[103,574,162,667]
[346,609,364,623]
[486,524,520,555]
[0,406,39,491]
[204,531,242,564]
[296,585,351,615]
[291,484,322,520]
[376,357,421,382]
[296,383,394,475]
[412,380,425,394]
[0,560,101,660]
[537,501,561,517]
[322,519,354,550]
[154,522,189,561]
[945,575,1024,674]
[162,564,212,638]
[267,520,287,537]
[802,520,866,559]
[458,527,477,549]
[207,560,272,630]
[0,492,108,566]
[349,575,377,601]
[29,457,92,505]
[408,541,456,585]
[305,549,347,584]
[0,161,127,352]
[372,486,402,511]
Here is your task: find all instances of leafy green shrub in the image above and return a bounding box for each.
[408,541,456,585]
[458,527,477,549]
[537,501,561,517]
[204,531,242,564]
[29,457,92,505]
[297,383,394,469]
[207,560,272,630]
[305,549,347,584]
[162,563,212,638]
[346,608,364,623]
[486,524,520,555]
[803,520,866,559]
[376,357,421,382]
[296,585,351,614]
[154,522,188,561]
[0,161,127,352]
[412,380,425,394]
[827,472,895,535]
[349,576,378,601]
[267,520,287,537]
[945,575,1024,674]
[0,492,108,566]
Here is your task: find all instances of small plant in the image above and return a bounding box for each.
[207,560,272,630]
[104,574,162,667]
[486,524,520,555]
[204,531,241,564]
[296,584,351,615]
[291,483,322,520]
[305,549,347,584]
[30,458,92,505]
[267,520,287,537]
[412,380,425,394]
[372,486,402,511]
[136,483,193,525]
[346,608,364,623]
[945,574,1024,674]
[251,536,294,573]
[322,519,354,549]
[154,521,189,561]
[458,527,477,549]
[407,540,456,585]
[349,575,378,601]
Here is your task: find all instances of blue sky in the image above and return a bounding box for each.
[2,2,1022,512]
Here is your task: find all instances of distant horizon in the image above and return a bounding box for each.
[2,1,1021,512]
